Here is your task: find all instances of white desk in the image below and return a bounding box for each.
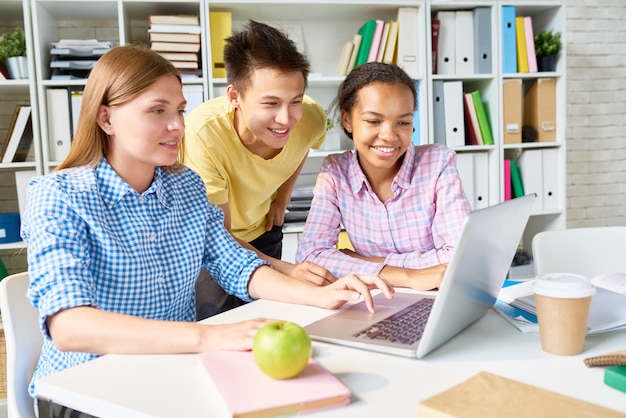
[36,295,626,417]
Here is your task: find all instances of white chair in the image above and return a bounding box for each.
[0,272,42,418]
[532,226,626,278]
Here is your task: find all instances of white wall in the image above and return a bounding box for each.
[565,0,626,227]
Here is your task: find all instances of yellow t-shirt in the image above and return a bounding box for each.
[184,95,326,242]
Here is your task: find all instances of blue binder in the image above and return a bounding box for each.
[502,6,517,73]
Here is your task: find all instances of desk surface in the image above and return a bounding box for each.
[36,294,626,417]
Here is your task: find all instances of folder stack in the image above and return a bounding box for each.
[49,39,112,80]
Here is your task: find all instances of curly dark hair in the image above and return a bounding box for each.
[330,62,417,139]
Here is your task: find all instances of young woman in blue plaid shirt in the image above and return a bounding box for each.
[21,45,393,401]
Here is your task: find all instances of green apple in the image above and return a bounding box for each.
[253,321,312,379]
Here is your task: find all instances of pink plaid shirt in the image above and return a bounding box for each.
[296,144,471,277]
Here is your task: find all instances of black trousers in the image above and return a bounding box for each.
[195,225,283,320]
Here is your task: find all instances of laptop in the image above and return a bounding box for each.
[305,194,536,358]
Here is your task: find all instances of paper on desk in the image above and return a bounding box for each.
[492,300,538,333]
[497,279,626,335]
[417,371,626,418]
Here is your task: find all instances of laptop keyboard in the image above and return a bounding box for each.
[352,298,434,345]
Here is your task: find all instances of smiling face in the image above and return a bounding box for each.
[227,67,306,159]
[342,81,415,179]
[97,74,186,190]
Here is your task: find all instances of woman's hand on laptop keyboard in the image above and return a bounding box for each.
[316,273,395,313]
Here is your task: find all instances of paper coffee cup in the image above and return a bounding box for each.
[533,273,596,356]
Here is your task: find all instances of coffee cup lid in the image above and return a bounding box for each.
[533,273,596,298]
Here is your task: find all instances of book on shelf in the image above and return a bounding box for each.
[150,41,200,53]
[209,11,232,78]
[367,19,385,63]
[169,61,199,70]
[509,159,525,198]
[148,32,200,44]
[149,14,199,26]
[148,23,201,35]
[524,16,538,72]
[156,52,198,62]
[198,350,351,418]
[383,20,399,64]
[11,114,34,163]
[431,18,440,73]
[336,41,354,76]
[417,371,626,418]
[1,105,32,163]
[376,21,391,63]
[495,273,626,335]
[470,90,493,145]
[463,93,478,146]
[355,19,377,67]
[464,92,484,145]
[515,16,529,73]
[503,159,512,201]
[346,34,362,74]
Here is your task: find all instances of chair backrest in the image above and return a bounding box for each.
[532,226,626,278]
[0,272,42,418]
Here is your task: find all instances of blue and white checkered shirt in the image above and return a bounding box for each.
[22,158,267,397]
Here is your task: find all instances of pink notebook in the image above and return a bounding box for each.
[198,351,351,418]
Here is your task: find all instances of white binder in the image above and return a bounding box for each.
[454,11,474,75]
[541,148,560,210]
[442,81,465,147]
[456,152,489,210]
[517,149,544,211]
[435,11,456,75]
[46,88,72,163]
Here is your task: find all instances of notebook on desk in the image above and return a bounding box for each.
[305,194,536,358]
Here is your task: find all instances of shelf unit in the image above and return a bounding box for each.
[0,0,566,267]
[0,0,40,272]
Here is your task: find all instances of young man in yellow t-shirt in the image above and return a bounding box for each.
[185,20,336,318]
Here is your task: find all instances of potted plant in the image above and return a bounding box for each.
[0,27,28,79]
[534,29,561,72]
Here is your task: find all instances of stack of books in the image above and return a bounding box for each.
[50,39,113,80]
[336,7,420,78]
[148,14,201,75]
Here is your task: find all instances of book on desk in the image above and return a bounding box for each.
[198,351,351,418]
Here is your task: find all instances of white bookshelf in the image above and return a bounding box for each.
[1,0,566,265]
[0,0,40,270]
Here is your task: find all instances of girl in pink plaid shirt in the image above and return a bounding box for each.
[297,62,471,291]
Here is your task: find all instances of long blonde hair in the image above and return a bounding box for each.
[56,44,185,171]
